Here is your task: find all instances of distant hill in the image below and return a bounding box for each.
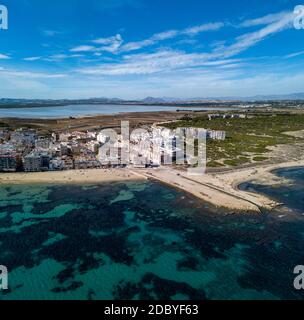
[140,92,304,103]
[0,92,304,108]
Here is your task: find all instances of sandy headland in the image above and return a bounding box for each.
[131,160,304,213]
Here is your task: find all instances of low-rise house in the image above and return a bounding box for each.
[208,113,246,120]
[207,130,226,140]
[49,159,65,171]
[86,141,100,154]
[59,143,69,156]
[59,132,71,142]
[71,144,81,155]
[74,157,101,170]
[0,143,19,172]
[61,156,74,170]
[35,138,52,149]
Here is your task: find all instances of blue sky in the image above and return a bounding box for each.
[0,0,303,99]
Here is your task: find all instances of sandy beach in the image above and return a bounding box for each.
[1,160,303,213]
[0,169,146,185]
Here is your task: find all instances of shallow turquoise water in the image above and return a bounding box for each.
[0,173,304,300]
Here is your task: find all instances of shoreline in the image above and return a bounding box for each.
[0,161,303,213]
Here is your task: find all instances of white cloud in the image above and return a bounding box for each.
[77,49,241,76]
[240,11,290,27]
[285,51,304,59]
[46,54,83,61]
[74,11,294,78]
[121,22,224,52]
[97,34,123,53]
[70,45,96,53]
[70,22,223,55]
[0,53,10,59]
[42,30,62,37]
[0,68,67,79]
[70,34,123,53]
[92,34,122,45]
[23,56,42,61]
[183,22,224,35]
[217,11,294,58]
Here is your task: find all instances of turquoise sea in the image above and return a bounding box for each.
[0,168,304,300]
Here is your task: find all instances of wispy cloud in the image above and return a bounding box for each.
[68,11,289,59]
[92,34,123,53]
[240,11,290,27]
[1,8,300,99]
[70,22,223,54]
[70,45,96,53]
[46,54,83,61]
[70,34,123,53]
[217,11,294,58]
[77,49,241,76]
[42,29,63,37]
[285,51,304,59]
[0,68,67,79]
[121,22,224,52]
[23,56,42,62]
[75,11,294,77]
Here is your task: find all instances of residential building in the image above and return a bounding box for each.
[10,129,37,146]
[23,151,50,172]
[0,154,17,172]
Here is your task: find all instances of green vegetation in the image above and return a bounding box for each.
[253,156,269,162]
[165,114,304,167]
[207,161,225,168]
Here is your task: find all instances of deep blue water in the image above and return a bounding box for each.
[0,168,304,300]
[0,104,234,119]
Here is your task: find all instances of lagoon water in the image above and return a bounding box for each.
[0,168,304,300]
[0,104,232,119]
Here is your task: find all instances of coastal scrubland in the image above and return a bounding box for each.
[164,113,304,168]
